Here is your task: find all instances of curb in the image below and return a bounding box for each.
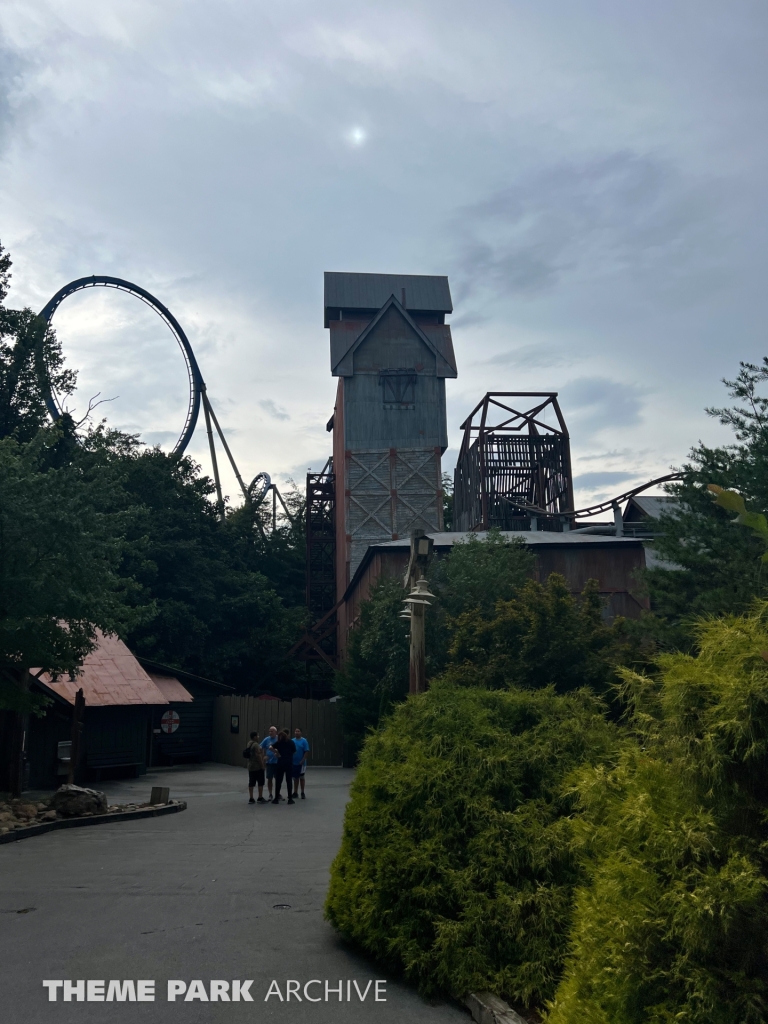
[0,800,187,845]
[465,992,529,1024]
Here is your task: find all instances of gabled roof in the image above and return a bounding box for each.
[330,294,457,378]
[324,272,452,323]
[147,673,194,703]
[624,495,680,522]
[33,631,170,707]
[137,656,234,692]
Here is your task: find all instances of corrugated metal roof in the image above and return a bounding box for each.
[148,672,194,703]
[33,630,169,707]
[324,272,452,316]
[624,495,679,521]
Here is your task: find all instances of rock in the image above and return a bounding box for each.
[51,785,108,818]
[40,810,57,822]
[18,804,38,818]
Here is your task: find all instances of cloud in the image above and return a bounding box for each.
[560,376,648,436]
[573,470,638,490]
[478,344,573,370]
[451,151,724,304]
[258,399,290,421]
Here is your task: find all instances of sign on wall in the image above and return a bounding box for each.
[160,710,180,734]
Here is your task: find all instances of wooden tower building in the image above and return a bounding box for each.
[324,271,457,639]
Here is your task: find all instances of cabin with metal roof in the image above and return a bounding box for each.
[25,632,232,789]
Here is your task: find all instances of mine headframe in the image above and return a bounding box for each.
[453,392,574,532]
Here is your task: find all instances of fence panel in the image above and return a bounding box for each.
[211,696,343,768]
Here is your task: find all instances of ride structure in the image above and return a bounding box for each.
[453,391,681,534]
[38,275,277,517]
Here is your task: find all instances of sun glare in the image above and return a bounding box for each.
[346,126,367,147]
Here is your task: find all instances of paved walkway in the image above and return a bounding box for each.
[0,763,468,1023]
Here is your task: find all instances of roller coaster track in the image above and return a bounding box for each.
[38,275,274,512]
[502,473,684,520]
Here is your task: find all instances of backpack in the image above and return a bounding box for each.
[243,745,253,759]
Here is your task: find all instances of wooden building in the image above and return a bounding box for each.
[325,272,458,649]
[26,633,231,789]
[339,531,650,657]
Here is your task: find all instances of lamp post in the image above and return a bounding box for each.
[403,578,435,693]
[402,529,436,694]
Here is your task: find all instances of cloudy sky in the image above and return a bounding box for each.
[1,0,766,507]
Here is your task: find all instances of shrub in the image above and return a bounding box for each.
[448,575,618,697]
[547,607,768,1024]
[326,681,617,1006]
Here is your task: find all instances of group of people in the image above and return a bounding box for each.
[244,726,309,805]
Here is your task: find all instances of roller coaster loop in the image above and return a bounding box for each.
[39,275,203,456]
[38,275,275,515]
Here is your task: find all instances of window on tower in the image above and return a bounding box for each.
[379,368,417,410]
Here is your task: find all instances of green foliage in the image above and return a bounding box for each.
[78,429,305,693]
[335,532,535,756]
[326,682,617,1006]
[334,576,410,757]
[448,575,618,697]
[429,530,534,619]
[547,608,768,1024]
[0,241,76,442]
[0,427,140,712]
[708,483,768,562]
[648,360,768,623]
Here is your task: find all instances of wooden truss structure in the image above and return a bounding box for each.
[453,393,574,531]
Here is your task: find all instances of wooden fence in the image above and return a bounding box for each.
[212,696,343,767]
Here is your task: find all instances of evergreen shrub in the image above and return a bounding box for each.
[548,607,768,1024]
[325,680,617,1006]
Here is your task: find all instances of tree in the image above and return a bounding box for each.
[448,575,619,698]
[335,532,535,758]
[77,429,305,694]
[0,241,76,442]
[0,427,141,793]
[334,576,410,758]
[647,360,768,625]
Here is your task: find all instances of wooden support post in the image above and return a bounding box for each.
[409,601,426,694]
[68,688,85,786]
[7,671,29,798]
[406,530,434,695]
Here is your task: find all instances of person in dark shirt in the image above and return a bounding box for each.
[271,731,296,805]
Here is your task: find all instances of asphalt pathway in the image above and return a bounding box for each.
[0,763,468,1023]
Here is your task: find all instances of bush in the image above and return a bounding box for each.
[547,607,768,1024]
[326,681,617,1007]
[448,574,618,696]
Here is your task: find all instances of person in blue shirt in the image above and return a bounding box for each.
[260,726,279,801]
[291,728,310,800]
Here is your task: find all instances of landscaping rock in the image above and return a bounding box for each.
[51,785,108,818]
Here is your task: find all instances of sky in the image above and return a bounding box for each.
[1,0,767,508]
